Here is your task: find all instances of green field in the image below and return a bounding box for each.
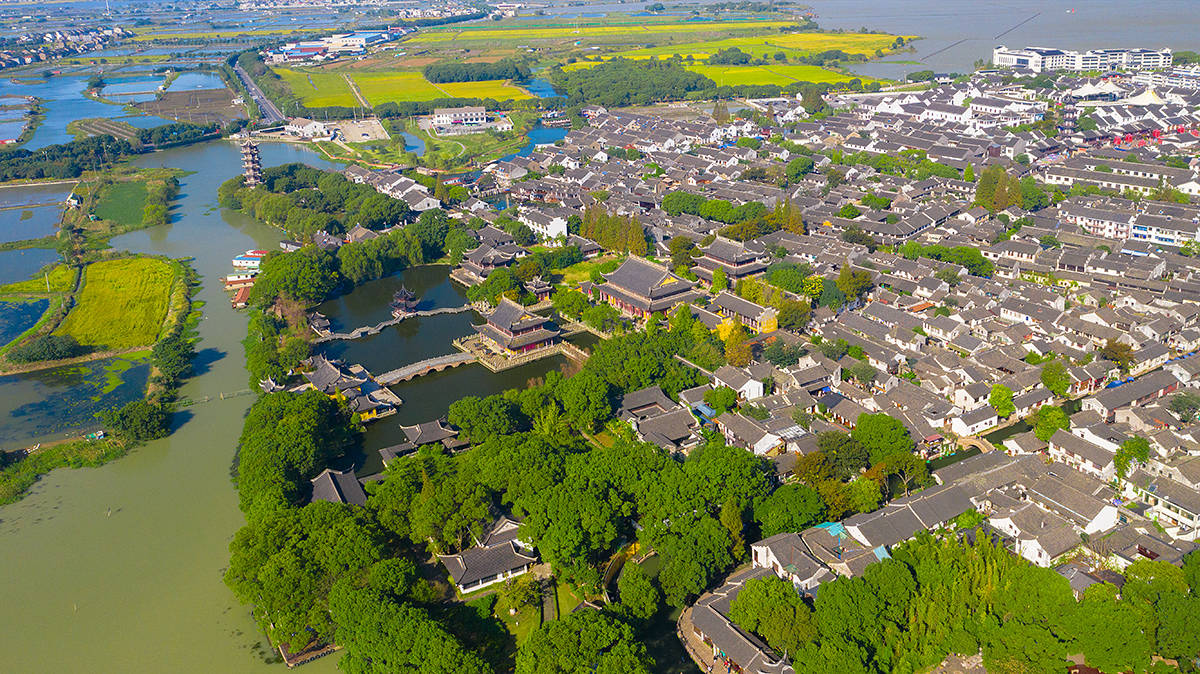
[0,265,75,294]
[55,258,175,350]
[94,182,148,227]
[437,79,532,101]
[596,31,908,61]
[275,68,358,107]
[687,63,864,85]
[354,71,444,104]
[408,19,798,43]
[282,68,534,106]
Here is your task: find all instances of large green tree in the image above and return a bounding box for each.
[516,609,653,674]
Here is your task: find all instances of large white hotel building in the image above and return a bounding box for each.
[992,46,1173,73]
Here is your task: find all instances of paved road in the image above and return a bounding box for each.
[234,64,285,124]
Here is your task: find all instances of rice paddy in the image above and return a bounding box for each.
[55,258,176,350]
[600,31,911,61]
[407,20,797,44]
[687,64,866,85]
[275,68,358,107]
[280,68,534,106]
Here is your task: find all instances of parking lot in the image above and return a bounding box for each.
[328,118,391,142]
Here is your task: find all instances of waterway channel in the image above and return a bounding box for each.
[0,140,345,673]
[0,130,587,669]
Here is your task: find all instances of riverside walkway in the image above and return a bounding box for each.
[376,352,478,385]
[313,304,475,343]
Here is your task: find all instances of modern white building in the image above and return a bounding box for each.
[431,106,487,126]
[992,46,1172,73]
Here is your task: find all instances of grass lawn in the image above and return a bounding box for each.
[55,258,175,350]
[686,63,862,85]
[556,254,620,285]
[275,67,358,107]
[0,264,75,294]
[497,603,542,645]
[94,182,147,228]
[555,580,583,617]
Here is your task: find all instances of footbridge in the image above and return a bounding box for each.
[376,352,477,384]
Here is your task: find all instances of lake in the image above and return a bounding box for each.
[805,0,1200,76]
[0,204,60,244]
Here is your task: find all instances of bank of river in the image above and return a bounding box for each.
[0,140,342,673]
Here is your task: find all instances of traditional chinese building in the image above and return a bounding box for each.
[475,297,559,353]
[691,236,768,283]
[241,139,261,187]
[585,257,698,319]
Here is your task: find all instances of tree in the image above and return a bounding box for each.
[711,268,728,293]
[851,413,914,464]
[447,394,521,441]
[1099,339,1135,371]
[667,235,697,271]
[617,562,661,623]
[881,452,927,496]
[516,608,653,674]
[226,502,388,650]
[328,575,488,674]
[845,361,877,387]
[1167,391,1200,423]
[723,328,752,369]
[1040,360,1070,398]
[98,399,170,442]
[729,575,818,656]
[835,264,872,301]
[704,385,739,416]
[989,384,1015,418]
[1114,436,1150,480]
[846,477,881,513]
[497,574,541,616]
[837,203,863,219]
[236,390,355,516]
[1033,406,1070,442]
[754,483,826,537]
[786,156,814,182]
[963,163,975,182]
[1069,584,1152,674]
[558,371,615,432]
[7,334,87,363]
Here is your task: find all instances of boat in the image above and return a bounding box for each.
[242,249,270,258]
[232,255,262,269]
[223,273,258,290]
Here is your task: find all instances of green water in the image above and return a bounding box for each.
[0,141,340,673]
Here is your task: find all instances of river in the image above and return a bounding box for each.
[0,141,343,673]
[0,133,584,670]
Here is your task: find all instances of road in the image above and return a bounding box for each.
[233,64,285,124]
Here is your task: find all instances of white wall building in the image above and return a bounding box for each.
[992,45,1172,73]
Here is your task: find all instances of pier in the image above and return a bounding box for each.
[312,304,476,342]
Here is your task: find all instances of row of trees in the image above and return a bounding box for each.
[730,533,1200,674]
[897,241,994,277]
[422,59,530,83]
[577,206,648,254]
[0,134,135,181]
[661,189,768,225]
[142,175,180,227]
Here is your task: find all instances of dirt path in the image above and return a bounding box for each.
[343,73,369,107]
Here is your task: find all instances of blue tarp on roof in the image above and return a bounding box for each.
[815,521,847,536]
